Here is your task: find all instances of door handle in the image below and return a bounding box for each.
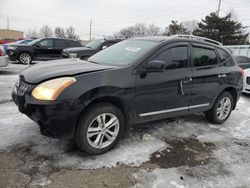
[180,78,192,96]
[218,74,226,78]
[180,80,185,95]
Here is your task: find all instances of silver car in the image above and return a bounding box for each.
[0,46,9,67]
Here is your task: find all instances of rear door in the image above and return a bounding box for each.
[190,43,226,113]
[53,39,68,58]
[135,42,192,122]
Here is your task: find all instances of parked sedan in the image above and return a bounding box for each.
[62,39,122,59]
[0,46,9,67]
[7,38,82,64]
[234,56,250,94]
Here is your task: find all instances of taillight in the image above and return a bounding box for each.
[239,67,244,77]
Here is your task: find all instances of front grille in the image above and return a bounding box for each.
[14,78,30,96]
[247,77,250,85]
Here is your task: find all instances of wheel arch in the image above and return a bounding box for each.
[219,87,238,110]
[74,95,132,136]
[17,51,34,60]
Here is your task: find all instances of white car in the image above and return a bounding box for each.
[0,46,9,67]
[243,68,250,94]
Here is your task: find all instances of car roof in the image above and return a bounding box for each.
[132,35,222,46]
[42,37,78,41]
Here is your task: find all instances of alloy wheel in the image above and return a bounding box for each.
[216,97,231,120]
[87,113,120,149]
[19,53,31,64]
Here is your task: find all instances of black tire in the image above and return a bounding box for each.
[206,92,234,124]
[18,52,32,64]
[74,102,125,155]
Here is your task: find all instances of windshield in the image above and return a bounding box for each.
[15,39,33,44]
[88,39,158,66]
[85,40,104,49]
[29,38,43,45]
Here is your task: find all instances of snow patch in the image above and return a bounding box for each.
[58,134,166,169]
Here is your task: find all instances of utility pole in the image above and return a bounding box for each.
[217,0,222,17]
[89,19,92,41]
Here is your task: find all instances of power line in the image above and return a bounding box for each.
[93,0,217,27]
[93,0,212,25]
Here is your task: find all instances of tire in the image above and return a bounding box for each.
[18,52,32,64]
[74,102,125,155]
[206,92,234,124]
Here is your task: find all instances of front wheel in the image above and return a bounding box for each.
[206,92,233,124]
[74,103,125,155]
[18,52,32,64]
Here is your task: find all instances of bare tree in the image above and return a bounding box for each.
[147,24,160,36]
[133,23,148,36]
[182,20,198,34]
[39,25,53,37]
[66,27,79,40]
[115,23,160,39]
[54,27,65,38]
[26,29,38,39]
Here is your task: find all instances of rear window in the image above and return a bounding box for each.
[54,40,67,48]
[217,48,234,66]
[193,47,217,67]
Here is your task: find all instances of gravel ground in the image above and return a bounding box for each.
[1,63,250,188]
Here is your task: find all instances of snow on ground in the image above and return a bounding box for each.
[0,101,167,169]
[132,96,250,188]
[0,75,18,102]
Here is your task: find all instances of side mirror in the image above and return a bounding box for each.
[102,46,107,50]
[35,44,41,48]
[139,60,165,74]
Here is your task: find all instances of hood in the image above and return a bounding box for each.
[63,47,92,53]
[21,59,115,84]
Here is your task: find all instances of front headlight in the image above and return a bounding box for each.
[69,53,78,58]
[32,77,76,101]
[8,46,17,50]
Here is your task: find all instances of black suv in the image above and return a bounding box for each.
[62,39,122,59]
[7,38,82,64]
[12,35,243,154]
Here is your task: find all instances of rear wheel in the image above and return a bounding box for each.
[75,103,125,155]
[18,52,32,64]
[206,92,233,124]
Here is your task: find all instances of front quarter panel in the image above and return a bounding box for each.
[58,66,136,123]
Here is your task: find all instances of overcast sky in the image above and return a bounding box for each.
[0,0,250,39]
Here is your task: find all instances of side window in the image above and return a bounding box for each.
[193,47,217,67]
[153,46,188,69]
[217,48,234,66]
[54,40,67,48]
[37,39,52,47]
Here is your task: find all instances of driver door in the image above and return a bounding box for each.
[34,39,54,60]
[135,42,192,122]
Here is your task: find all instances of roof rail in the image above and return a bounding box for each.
[173,35,222,46]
